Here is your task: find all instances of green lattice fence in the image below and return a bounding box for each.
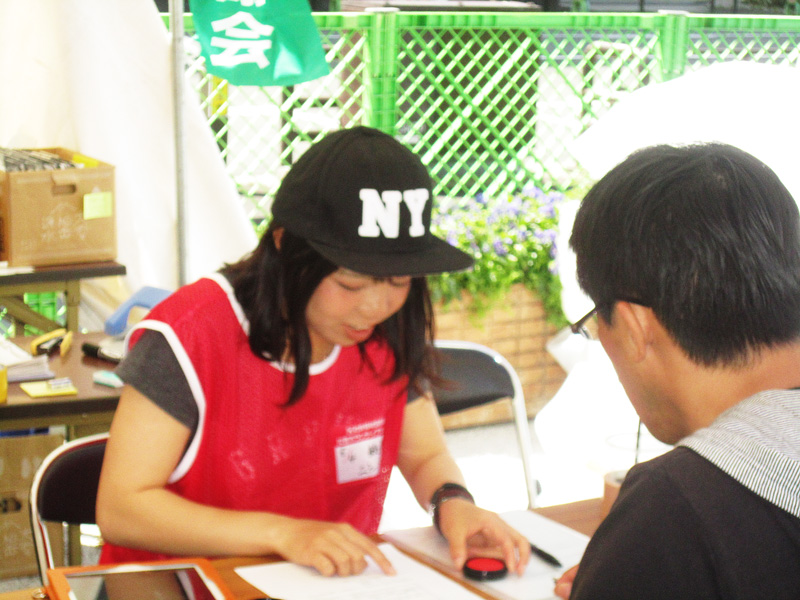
[684,15,800,69]
[172,11,800,218]
[391,14,664,197]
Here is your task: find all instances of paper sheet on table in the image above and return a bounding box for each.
[383,510,590,600]
[235,543,484,600]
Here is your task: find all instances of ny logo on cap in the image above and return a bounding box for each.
[357,188,429,239]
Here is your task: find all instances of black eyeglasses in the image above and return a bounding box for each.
[569,298,650,340]
[570,306,598,339]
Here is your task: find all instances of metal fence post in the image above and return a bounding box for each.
[656,12,690,81]
[365,8,401,135]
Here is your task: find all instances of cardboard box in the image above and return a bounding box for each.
[0,147,116,267]
[1,432,65,579]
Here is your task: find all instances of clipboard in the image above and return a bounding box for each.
[46,558,235,600]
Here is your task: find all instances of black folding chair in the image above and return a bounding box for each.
[433,340,539,508]
[29,432,108,586]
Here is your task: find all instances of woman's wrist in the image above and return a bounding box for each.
[429,482,474,534]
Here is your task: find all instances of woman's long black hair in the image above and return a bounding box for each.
[223,221,440,405]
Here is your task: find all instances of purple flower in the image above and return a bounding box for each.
[535,230,557,245]
[521,184,540,197]
[539,203,557,218]
[493,239,508,256]
[509,196,525,213]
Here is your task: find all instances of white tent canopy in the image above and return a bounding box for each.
[571,61,800,202]
[560,60,800,322]
[0,0,257,326]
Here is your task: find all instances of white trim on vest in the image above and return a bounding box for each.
[124,319,208,484]
[269,344,342,375]
[207,272,250,336]
[207,271,343,375]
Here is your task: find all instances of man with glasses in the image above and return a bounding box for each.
[554,142,800,599]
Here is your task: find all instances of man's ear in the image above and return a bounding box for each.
[613,302,655,363]
[272,227,285,250]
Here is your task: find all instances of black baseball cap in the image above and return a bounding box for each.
[271,126,474,277]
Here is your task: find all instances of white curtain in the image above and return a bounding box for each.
[0,0,257,327]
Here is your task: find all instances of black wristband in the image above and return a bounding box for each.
[429,482,475,534]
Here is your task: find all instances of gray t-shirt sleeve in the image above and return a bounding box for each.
[115,329,199,432]
[407,379,426,403]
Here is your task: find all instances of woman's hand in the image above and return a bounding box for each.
[272,517,396,577]
[438,499,531,576]
[395,398,530,576]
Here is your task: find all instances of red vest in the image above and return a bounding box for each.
[101,275,408,563]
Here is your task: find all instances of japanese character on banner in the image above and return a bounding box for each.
[190,0,330,87]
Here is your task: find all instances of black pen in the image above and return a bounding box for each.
[81,342,122,364]
[530,542,562,568]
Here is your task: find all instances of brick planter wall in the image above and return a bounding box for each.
[434,285,567,430]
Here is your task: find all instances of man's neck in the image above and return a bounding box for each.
[676,341,800,436]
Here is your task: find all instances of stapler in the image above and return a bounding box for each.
[30,328,73,356]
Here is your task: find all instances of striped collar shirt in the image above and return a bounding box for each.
[679,390,800,518]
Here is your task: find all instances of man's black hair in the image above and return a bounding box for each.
[570,142,800,366]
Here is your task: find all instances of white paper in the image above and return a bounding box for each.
[0,336,33,366]
[383,510,590,600]
[0,337,55,382]
[0,263,35,275]
[235,543,484,600]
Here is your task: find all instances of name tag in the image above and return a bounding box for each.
[334,420,384,484]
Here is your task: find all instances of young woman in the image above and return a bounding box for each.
[96,126,531,577]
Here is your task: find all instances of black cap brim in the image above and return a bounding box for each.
[308,236,474,277]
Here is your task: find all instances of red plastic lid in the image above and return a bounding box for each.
[463,557,508,581]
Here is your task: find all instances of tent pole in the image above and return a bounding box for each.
[171,0,188,287]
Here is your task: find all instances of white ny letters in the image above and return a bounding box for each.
[357,188,429,239]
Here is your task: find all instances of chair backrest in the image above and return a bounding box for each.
[433,341,518,415]
[432,340,539,508]
[29,432,108,585]
[104,286,172,336]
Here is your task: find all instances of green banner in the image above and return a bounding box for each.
[189,0,330,86]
